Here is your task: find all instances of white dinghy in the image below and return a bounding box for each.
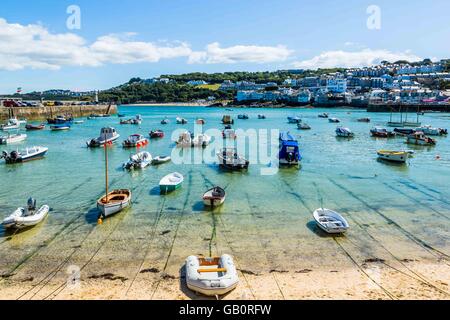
[2,198,49,229]
[313,208,349,234]
[203,187,226,207]
[185,255,239,296]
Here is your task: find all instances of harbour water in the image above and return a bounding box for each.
[0,106,449,299]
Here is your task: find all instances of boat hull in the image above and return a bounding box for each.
[97,190,131,218]
[2,205,50,229]
[159,184,181,193]
[377,151,408,163]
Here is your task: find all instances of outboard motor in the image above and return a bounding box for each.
[10,150,18,159]
[27,197,37,211]
[1,150,7,159]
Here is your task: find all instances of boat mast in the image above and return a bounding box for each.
[104,133,109,203]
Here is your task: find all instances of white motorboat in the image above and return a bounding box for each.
[1,146,48,164]
[217,148,249,170]
[287,116,301,123]
[122,134,148,148]
[298,123,311,130]
[192,134,211,147]
[123,151,152,170]
[185,255,239,296]
[377,150,409,163]
[318,113,329,118]
[329,118,340,123]
[336,127,354,137]
[313,208,349,234]
[152,155,171,165]
[176,117,188,124]
[0,133,27,145]
[2,198,49,229]
[160,172,184,193]
[406,132,436,146]
[416,125,446,136]
[175,131,192,147]
[87,127,120,147]
[203,187,226,207]
[1,118,20,131]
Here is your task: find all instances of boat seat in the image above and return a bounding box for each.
[198,268,227,273]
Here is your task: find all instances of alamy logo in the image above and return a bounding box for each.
[366,5,381,30]
[66,5,81,30]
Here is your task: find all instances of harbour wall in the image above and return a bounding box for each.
[367,104,450,112]
[0,105,117,121]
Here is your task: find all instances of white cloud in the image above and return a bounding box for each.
[188,42,293,64]
[0,18,293,71]
[293,49,422,69]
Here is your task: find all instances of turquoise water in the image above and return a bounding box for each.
[0,106,449,298]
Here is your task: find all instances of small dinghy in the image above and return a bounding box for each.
[377,150,409,163]
[217,148,249,170]
[2,198,49,229]
[185,255,239,297]
[152,155,171,165]
[318,113,329,118]
[26,123,45,131]
[0,133,27,145]
[160,172,184,193]
[329,118,340,123]
[258,114,266,119]
[122,134,148,148]
[313,208,349,234]
[357,117,371,122]
[50,124,71,131]
[176,117,188,124]
[336,127,354,138]
[238,114,249,120]
[123,151,152,170]
[196,118,206,125]
[1,146,48,164]
[287,116,301,123]
[73,120,84,124]
[161,118,170,125]
[203,187,226,207]
[87,127,120,148]
[97,190,132,218]
[149,130,164,139]
[298,123,311,130]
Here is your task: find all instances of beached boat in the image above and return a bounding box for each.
[318,113,329,118]
[176,117,188,124]
[185,255,239,296]
[222,115,234,124]
[406,132,436,146]
[313,208,349,234]
[329,118,340,123]
[26,123,45,131]
[238,114,249,120]
[175,131,192,147]
[217,148,249,170]
[0,118,20,131]
[159,172,184,193]
[0,133,27,145]
[97,137,131,221]
[122,134,148,148]
[258,114,266,119]
[279,132,301,165]
[416,125,447,136]
[123,151,152,170]
[377,150,409,163]
[149,130,164,139]
[203,187,226,207]
[196,118,206,125]
[336,127,354,138]
[1,146,48,164]
[50,124,71,131]
[2,198,49,229]
[87,127,120,148]
[370,127,396,138]
[357,117,371,122]
[192,134,211,147]
[287,116,301,124]
[297,123,311,130]
[161,118,170,125]
[152,155,171,165]
[222,128,237,139]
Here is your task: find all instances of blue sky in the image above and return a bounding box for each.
[0,0,449,93]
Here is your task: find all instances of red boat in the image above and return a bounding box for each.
[26,124,45,131]
[149,130,164,139]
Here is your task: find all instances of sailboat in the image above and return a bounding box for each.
[97,133,131,223]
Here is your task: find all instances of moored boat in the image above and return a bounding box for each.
[152,155,171,165]
[87,127,120,148]
[192,134,211,147]
[176,117,188,124]
[122,134,148,148]
[377,150,409,163]
[2,198,49,229]
[318,113,329,118]
[287,116,301,123]
[222,115,234,124]
[203,187,226,207]
[196,118,206,125]
[313,208,349,234]
[217,148,249,170]
[161,118,170,125]
[222,128,237,139]
[1,118,20,131]
[123,151,152,170]
[279,132,301,165]
[185,255,239,296]
[175,131,192,147]
[50,124,71,131]
[329,117,340,123]
[394,128,416,136]
[238,114,249,120]
[258,114,266,119]
[357,117,371,122]
[26,123,45,131]
[297,123,311,130]
[159,172,184,193]
[0,133,27,145]
[120,115,142,125]
[370,127,396,138]
[416,125,447,136]
[406,132,436,146]
[47,116,73,125]
[335,127,354,138]
[149,130,164,139]
[1,146,48,164]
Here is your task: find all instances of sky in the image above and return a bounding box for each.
[0,0,449,93]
